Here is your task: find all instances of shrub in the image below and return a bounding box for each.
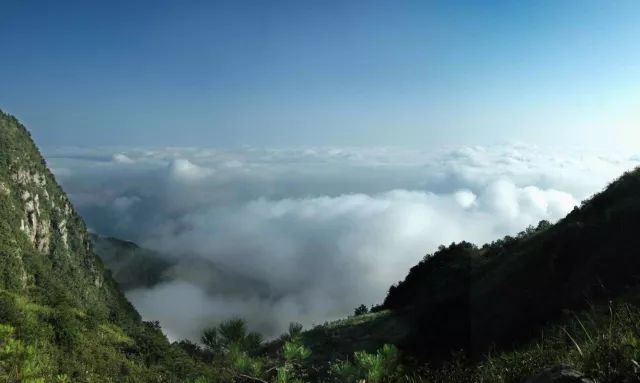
[354,304,369,316]
[331,344,402,383]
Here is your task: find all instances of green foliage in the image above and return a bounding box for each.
[331,344,402,383]
[202,318,264,357]
[274,326,312,383]
[0,323,46,383]
[278,322,304,344]
[90,234,173,290]
[198,320,314,383]
[411,300,640,383]
[380,169,640,360]
[201,318,267,382]
[282,340,311,362]
[0,109,220,382]
[227,342,264,378]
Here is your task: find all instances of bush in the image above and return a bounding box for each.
[354,304,369,316]
[0,323,46,382]
[331,344,402,383]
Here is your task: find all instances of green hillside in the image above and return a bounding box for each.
[290,167,640,382]
[0,110,214,382]
[382,167,640,361]
[89,234,173,290]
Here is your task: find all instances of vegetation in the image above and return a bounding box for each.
[0,323,47,383]
[0,110,216,382]
[354,304,369,317]
[377,169,640,364]
[264,165,640,381]
[330,344,402,383]
[89,234,173,290]
[405,298,640,382]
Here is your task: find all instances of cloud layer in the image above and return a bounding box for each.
[45,144,639,340]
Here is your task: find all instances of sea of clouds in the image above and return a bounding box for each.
[44,144,640,341]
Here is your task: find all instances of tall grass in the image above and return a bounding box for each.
[402,300,640,383]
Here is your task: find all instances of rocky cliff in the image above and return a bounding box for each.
[0,110,212,382]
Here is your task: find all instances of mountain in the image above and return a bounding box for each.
[89,234,173,290]
[381,167,640,360]
[290,166,640,381]
[90,233,271,300]
[0,110,213,382]
[84,158,640,383]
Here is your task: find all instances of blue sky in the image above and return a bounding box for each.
[0,0,638,149]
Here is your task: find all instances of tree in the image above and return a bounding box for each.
[331,344,401,383]
[275,323,311,383]
[0,324,45,383]
[201,318,263,356]
[201,318,265,381]
[354,304,369,316]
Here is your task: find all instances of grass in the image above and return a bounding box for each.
[406,297,640,383]
[299,310,410,366]
[260,296,640,382]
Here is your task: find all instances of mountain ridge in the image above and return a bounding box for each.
[296,166,640,370]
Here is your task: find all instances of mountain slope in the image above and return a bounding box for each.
[89,233,173,290]
[286,167,640,374]
[91,233,272,305]
[0,110,212,382]
[380,167,640,361]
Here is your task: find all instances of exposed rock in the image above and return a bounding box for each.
[12,168,46,187]
[19,266,28,289]
[36,219,50,253]
[12,168,31,185]
[18,187,52,254]
[523,365,595,383]
[0,182,9,195]
[94,274,103,288]
[58,216,69,249]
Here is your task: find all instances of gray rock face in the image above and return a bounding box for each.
[523,365,595,383]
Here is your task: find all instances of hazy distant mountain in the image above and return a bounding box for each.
[89,233,173,290]
[91,233,271,298]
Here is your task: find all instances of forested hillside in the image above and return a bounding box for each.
[382,166,640,360]
[89,234,173,290]
[0,110,214,382]
[298,165,640,382]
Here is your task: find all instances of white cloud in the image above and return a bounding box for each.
[168,159,213,182]
[43,144,640,340]
[454,190,476,208]
[112,153,134,164]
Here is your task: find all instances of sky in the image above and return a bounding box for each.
[0,0,639,149]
